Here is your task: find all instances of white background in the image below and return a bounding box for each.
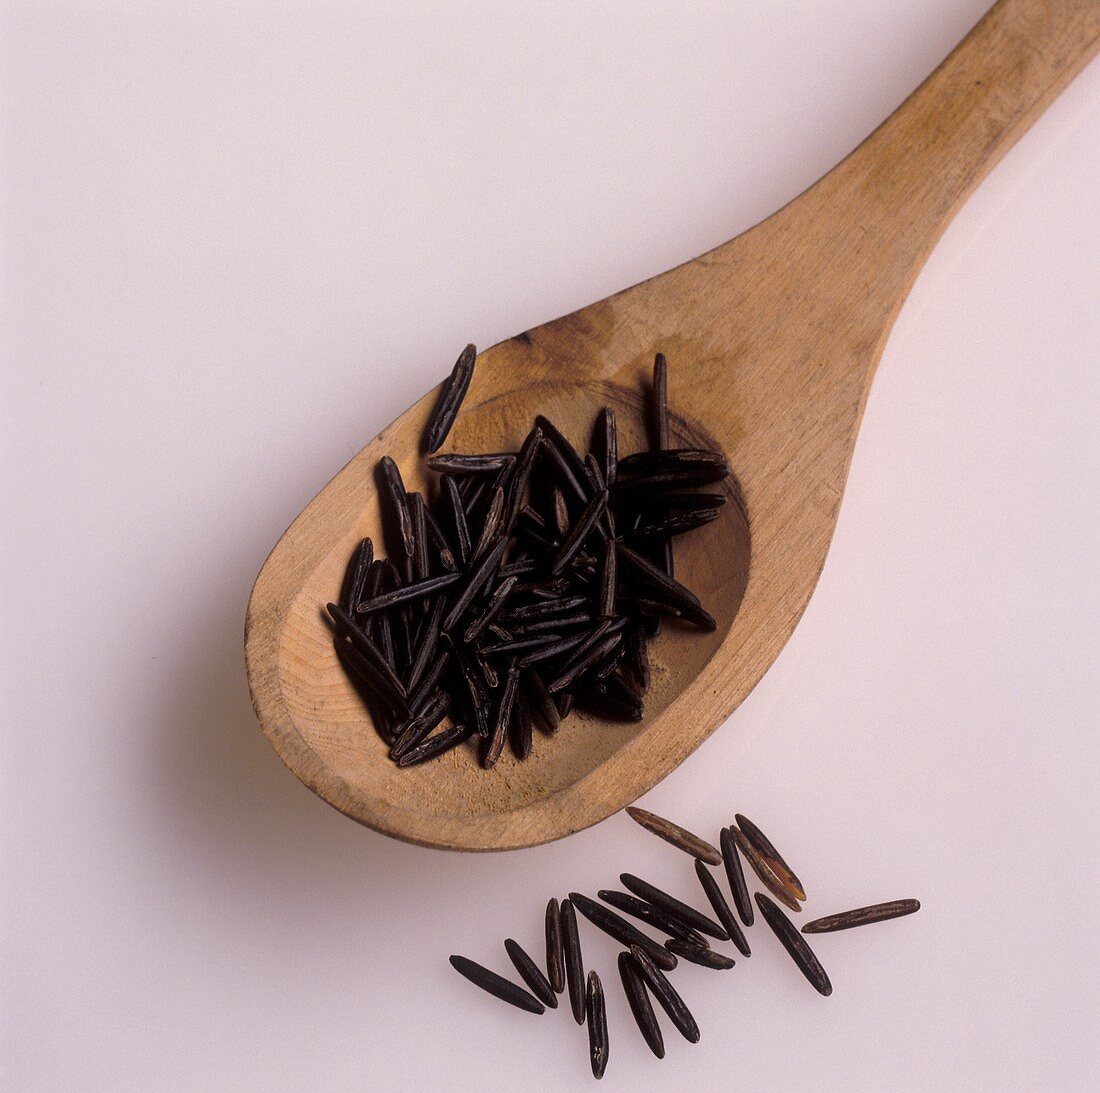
[2,2,1098,1090]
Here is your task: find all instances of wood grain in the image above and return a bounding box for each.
[245,0,1099,850]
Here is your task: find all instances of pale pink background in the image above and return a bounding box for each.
[2,2,1098,1090]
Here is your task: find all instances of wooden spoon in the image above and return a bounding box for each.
[245,0,1098,850]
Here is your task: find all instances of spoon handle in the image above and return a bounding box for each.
[795,0,1099,312]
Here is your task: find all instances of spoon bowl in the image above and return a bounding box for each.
[245,0,1098,849]
[248,360,750,849]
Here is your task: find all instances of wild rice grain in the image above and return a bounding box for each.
[424,343,476,454]
[505,938,558,1009]
[546,632,623,694]
[755,893,832,996]
[338,537,374,614]
[545,898,565,993]
[664,938,735,970]
[534,415,590,502]
[618,952,665,1059]
[471,485,506,562]
[394,722,472,767]
[625,806,722,865]
[448,954,545,1014]
[354,572,462,615]
[735,812,807,901]
[378,456,415,557]
[597,890,708,946]
[441,475,471,564]
[627,944,701,1044]
[508,688,533,760]
[619,873,728,940]
[326,604,408,703]
[568,893,678,972]
[441,538,507,633]
[427,452,513,476]
[408,492,429,581]
[524,670,561,735]
[592,405,617,488]
[598,539,617,619]
[634,508,721,538]
[561,899,586,1025]
[729,827,802,913]
[550,489,609,576]
[694,859,751,957]
[389,693,450,761]
[586,971,609,1080]
[618,449,729,475]
[802,899,920,934]
[504,427,543,529]
[405,598,446,693]
[462,574,518,644]
[481,661,520,769]
[720,826,754,927]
